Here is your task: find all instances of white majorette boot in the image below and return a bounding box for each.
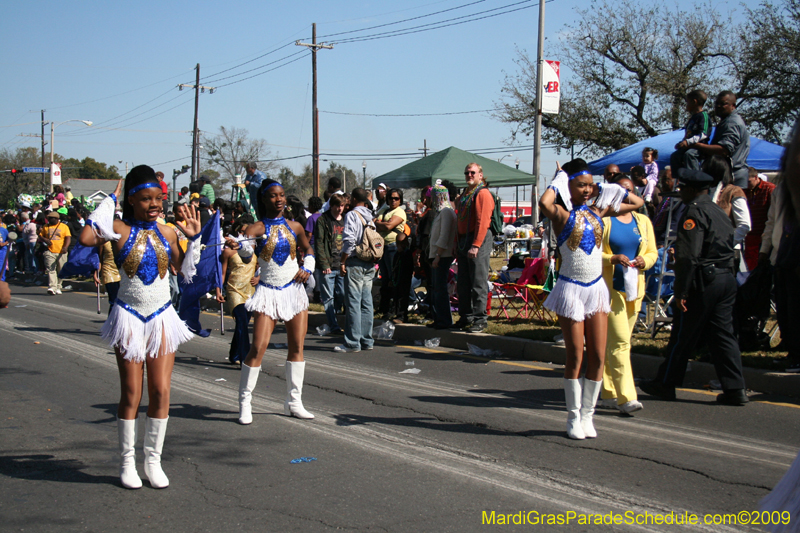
[143,416,169,489]
[564,378,585,440]
[117,418,142,489]
[284,361,314,419]
[580,378,603,439]
[238,363,261,425]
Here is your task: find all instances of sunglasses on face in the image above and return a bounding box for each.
[464,171,478,176]
[390,196,401,201]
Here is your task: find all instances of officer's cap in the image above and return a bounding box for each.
[677,168,714,189]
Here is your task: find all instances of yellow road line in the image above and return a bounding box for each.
[55,288,800,408]
[407,345,557,371]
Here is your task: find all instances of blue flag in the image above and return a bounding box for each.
[0,227,8,282]
[59,243,101,279]
[178,212,223,337]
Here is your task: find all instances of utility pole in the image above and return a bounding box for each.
[18,132,42,187]
[418,139,428,158]
[296,24,333,197]
[531,0,545,225]
[41,110,47,192]
[179,64,215,184]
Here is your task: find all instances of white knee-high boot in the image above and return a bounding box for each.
[143,416,169,489]
[238,363,261,425]
[117,418,142,489]
[564,378,585,440]
[285,361,314,419]
[581,378,602,439]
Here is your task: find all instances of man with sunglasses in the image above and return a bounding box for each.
[455,163,495,333]
[374,188,407,318]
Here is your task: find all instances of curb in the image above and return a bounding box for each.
[305,310,800,401]
[48,277,800,400]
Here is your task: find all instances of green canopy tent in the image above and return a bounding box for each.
[372,146,535,189]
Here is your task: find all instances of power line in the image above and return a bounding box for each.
[45,69,195,110]
[331,0,537,44]
[201,42,297,82]
[215,52,310,88]
[149,156,192,167]
[202,49,309,85]
[60,92,194,137]
[316,0,486,38]
[59,87,180,136]
[321,108,496,117]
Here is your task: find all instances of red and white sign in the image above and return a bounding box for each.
[542,60,560,115]
[500,201,532,223]
[50,162,62,185]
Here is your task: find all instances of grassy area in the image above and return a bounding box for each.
[310,265,790,371]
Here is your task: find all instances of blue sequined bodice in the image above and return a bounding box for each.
[256,217,297,265]
[557,206,604,255]
[116,220,171,285]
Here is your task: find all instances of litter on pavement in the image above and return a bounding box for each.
[465,343,502,357]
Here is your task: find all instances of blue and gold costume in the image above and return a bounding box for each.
[244,217,309,321]
[88,192,195,363]
[543,173,628,322]
[100,218,193,362]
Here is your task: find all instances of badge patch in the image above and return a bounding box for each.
[683,219,696,230]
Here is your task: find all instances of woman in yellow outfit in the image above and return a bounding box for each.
[600,178,658,414]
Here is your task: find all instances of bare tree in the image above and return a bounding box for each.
[736,0,800,142]
[201,126,273,196]
[496,0,734,156]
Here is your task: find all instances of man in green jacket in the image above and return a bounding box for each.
[313,194,345,332]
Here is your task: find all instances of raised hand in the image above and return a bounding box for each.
[113,178,124,198]
[176,204,202,239]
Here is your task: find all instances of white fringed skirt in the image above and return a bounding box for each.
[101,301,193,363]
[245,282,308,322]
[543,275,610,322]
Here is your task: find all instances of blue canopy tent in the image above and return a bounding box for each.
[588,129,785,174]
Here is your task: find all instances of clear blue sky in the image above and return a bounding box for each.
[0,0,759,199]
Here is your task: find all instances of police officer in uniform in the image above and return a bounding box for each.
[639,168,748,405]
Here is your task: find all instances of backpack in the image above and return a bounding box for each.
[354,212,384,262]
[483,188,505,237]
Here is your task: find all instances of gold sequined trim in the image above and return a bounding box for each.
[121,230,169,279]
[587,212,603,248]
[258,224,297,263]
[153,232,169,278]
[566,210,602,252]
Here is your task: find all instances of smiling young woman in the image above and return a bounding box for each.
[227,180,316,425]
[80,165,203,489]
[538,159,644,440]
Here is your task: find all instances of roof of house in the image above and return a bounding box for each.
[63,178,118,200]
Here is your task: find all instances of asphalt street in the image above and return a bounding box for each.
[1,283,798,532]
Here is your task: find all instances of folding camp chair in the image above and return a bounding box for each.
[642,247,675,337]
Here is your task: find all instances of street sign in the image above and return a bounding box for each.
[23,167,50,173]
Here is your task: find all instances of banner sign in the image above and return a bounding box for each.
[50,162,62,185]
[542,60,561,115]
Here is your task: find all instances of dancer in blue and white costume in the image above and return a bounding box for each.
[539,159,643,440]
[79,166,202,489]
[230,180,315,425]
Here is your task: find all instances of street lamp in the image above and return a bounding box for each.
[515,158,521,219]
[50,119,92,192]
[498,153,514,164]
[362,161,367,188]
[118,160,133,177]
